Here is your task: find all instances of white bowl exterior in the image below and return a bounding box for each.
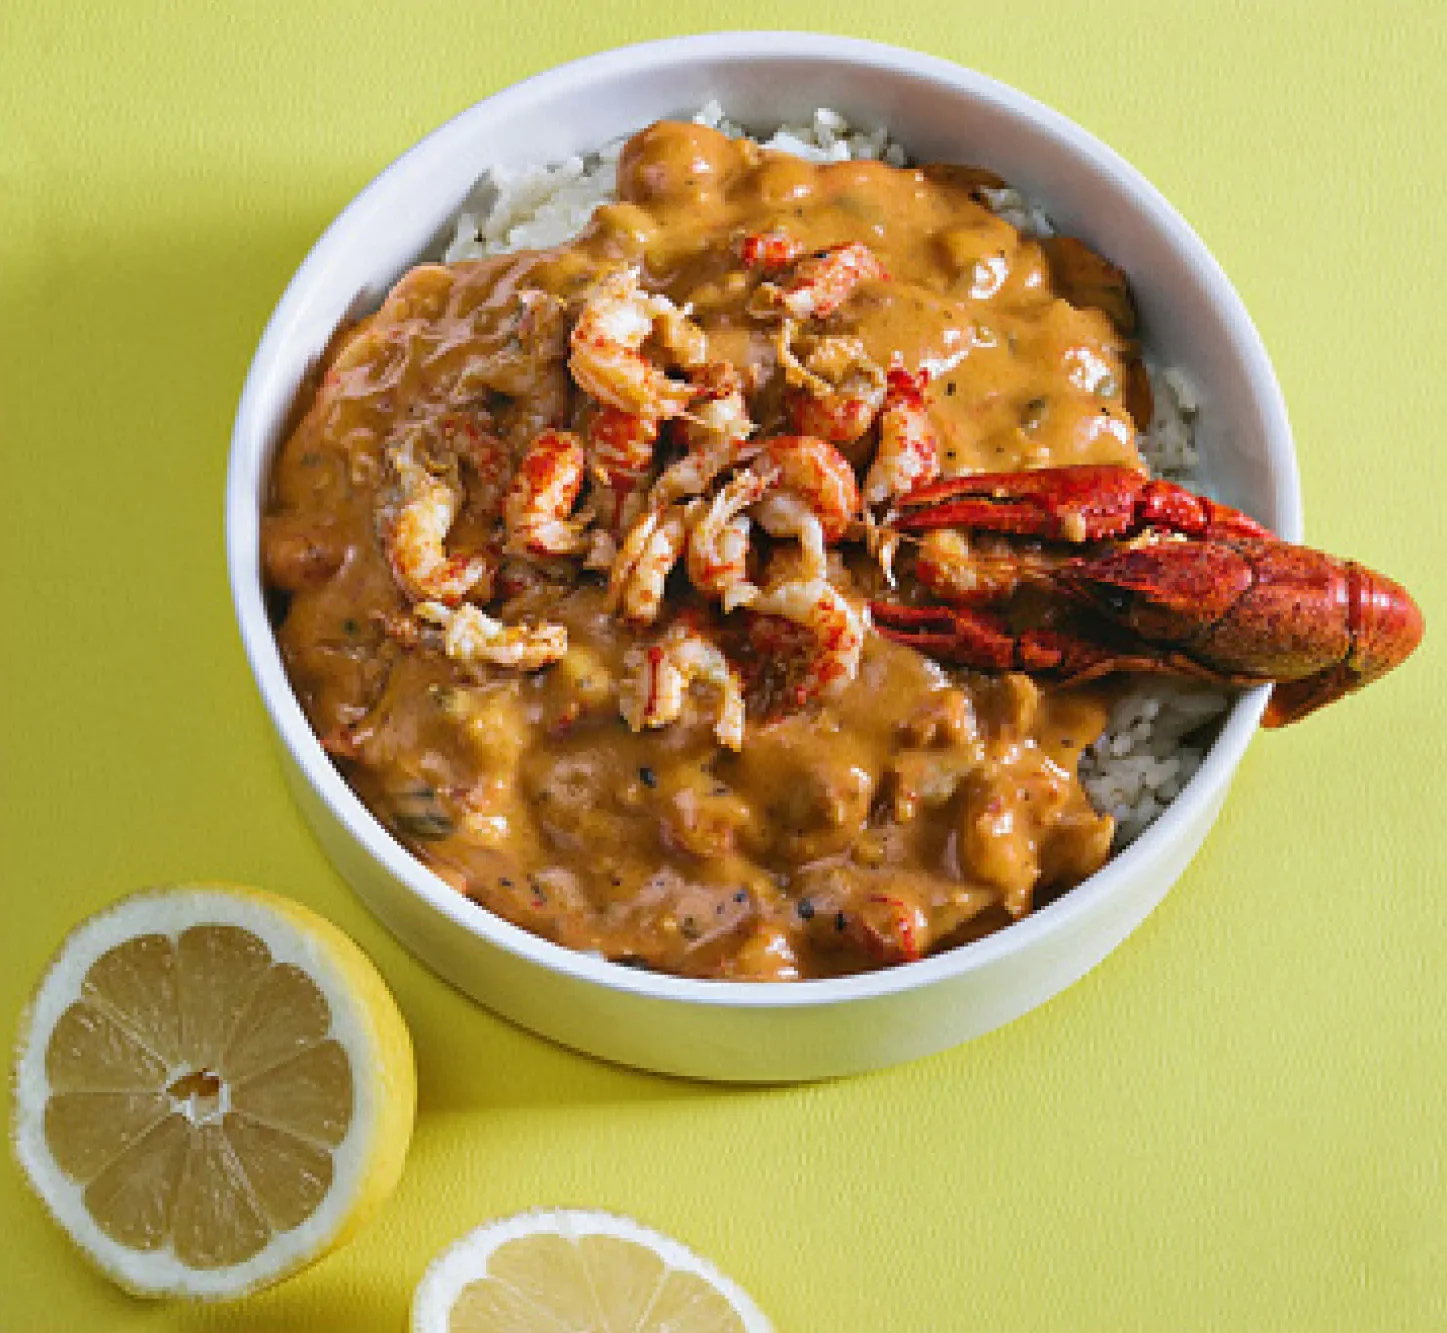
[228,33,1297,1082]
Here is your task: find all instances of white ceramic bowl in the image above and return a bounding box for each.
[227,32,1301,1082]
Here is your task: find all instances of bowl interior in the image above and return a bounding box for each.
[228,32,1299,1008]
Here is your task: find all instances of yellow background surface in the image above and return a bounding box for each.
[4,2,1444,1328]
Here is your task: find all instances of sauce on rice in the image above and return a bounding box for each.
[262,120,1154,979]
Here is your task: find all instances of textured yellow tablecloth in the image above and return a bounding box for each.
[3,2,1444,1328]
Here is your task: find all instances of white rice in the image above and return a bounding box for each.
[696,99,911,168]
[1078,682,1226,843]
[442,106,1229,843]
[1136,364,1201,476]
[976,186,1056,241]
[445,139,625,258]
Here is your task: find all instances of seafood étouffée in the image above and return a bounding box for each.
[262,120,1169,980]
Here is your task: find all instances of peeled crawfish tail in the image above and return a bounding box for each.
[878,465,1424,725]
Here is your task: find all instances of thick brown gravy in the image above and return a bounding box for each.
[263,120,1140,979]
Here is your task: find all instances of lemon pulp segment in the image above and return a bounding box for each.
[13,884,415,1299]
[43,924,354,1266]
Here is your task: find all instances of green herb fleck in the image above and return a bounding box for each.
[392,790,454,841]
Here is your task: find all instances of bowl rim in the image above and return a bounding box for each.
[227,30,1298,1011]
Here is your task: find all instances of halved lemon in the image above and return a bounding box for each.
[11,882,415,1299]
[413,1209,774,1333]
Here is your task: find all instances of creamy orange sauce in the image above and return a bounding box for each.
[262,121,1143,980]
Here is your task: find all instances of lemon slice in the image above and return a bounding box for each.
[413,1209,774,1333]
[11,882,415,1299]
